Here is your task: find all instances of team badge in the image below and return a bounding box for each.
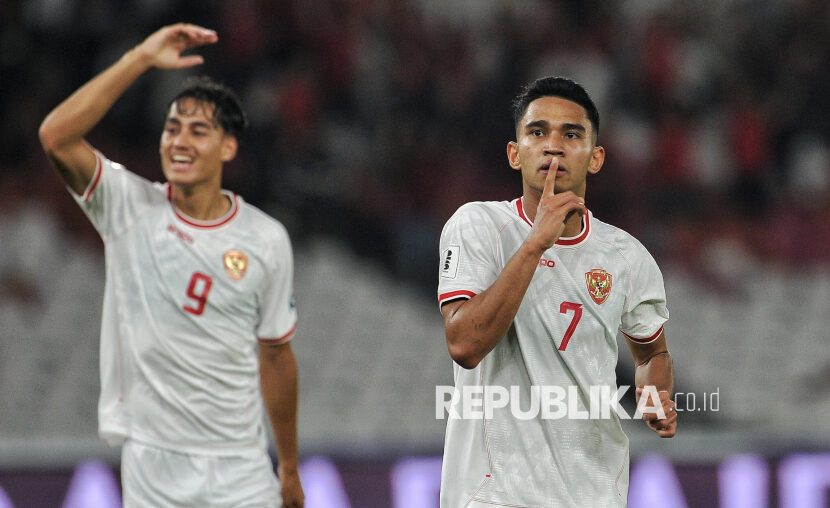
[585,269,612,304]
[224,249,249,281]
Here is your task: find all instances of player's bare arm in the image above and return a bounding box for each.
[38,23,217,195]
[259,342,304,507]
[627,332,677,438]
[442,161,586,369]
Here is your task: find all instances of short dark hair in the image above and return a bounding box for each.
[167,76,248,139]
[511,76,599,140]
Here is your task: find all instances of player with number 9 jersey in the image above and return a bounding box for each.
[39,24,304,506]
[76,152,297,453]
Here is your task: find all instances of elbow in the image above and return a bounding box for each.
[38,115,75,157]
[442,302,487,369]
[38,119,60,155]
[447,340,481,370]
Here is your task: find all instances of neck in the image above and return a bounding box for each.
[171,185,230,221]
[560,210,585,238]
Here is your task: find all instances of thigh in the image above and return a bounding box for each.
[121,440,210,508]
[121,441,280,508]
[210,449,281,508]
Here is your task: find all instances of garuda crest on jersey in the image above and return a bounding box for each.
[224,249,249,281]
[585,268,612,304]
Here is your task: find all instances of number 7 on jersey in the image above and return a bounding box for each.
[558,301,583,351]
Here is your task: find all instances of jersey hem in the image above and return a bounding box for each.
[470,499,543,508]
[113,431,266,457]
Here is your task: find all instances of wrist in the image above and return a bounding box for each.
[277,460,300,473]
[520,237,548,259]
[122,46,154,73]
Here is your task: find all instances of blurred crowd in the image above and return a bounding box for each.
[2,0,829,297]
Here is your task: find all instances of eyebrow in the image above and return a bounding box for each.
[523,120,587,133]
[562,122,587,133]
[165,117,214,130]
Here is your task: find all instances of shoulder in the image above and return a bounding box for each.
[237,198,292,244]
[441,201,519,243]
[453,199,514,215]
[444,200,517,228]
[590,216,662,275]
[592,216,651,255]
[94,151,167,202]
[231,199,294,272]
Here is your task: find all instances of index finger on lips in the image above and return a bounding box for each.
[542,157,559,197]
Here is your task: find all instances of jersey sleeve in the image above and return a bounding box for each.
[71,150,162,239]
[437,203,502,307]
[256,225,298,345]
[619,244,669,344]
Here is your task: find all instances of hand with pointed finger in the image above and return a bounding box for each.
[134,23,218,70]
[637,386,677,438]
[525,158,587,253]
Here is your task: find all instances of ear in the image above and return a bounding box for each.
[507,141,521,171]
[588,145,605,175]
[220,136,238,163]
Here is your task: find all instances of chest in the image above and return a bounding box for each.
[497,228,628,316]
[118,213,268,320]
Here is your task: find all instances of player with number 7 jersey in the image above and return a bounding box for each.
[437,199,668,507]
[436,76,672,508]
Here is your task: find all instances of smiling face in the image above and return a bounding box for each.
[159,97,237,190]
[507,95,604,199]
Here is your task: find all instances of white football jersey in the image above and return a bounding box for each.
[72,152,297,456]
[437,197,668,507]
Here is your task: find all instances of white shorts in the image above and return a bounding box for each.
[121,439,281,507]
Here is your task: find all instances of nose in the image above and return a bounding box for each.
[171,131,189,147]
[544,135,564,156]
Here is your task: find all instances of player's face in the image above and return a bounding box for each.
[159,98,237,189]
[507,96,604,198]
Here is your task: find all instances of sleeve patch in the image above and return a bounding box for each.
[440,245,460,279]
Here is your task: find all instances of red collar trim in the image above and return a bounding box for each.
[515,197,591,246]
[516,196,532,226]
[167,186,239,229]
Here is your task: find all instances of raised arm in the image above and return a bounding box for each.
[259,342,304,507]
[38,23,218,195]
[442,159,586,369]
